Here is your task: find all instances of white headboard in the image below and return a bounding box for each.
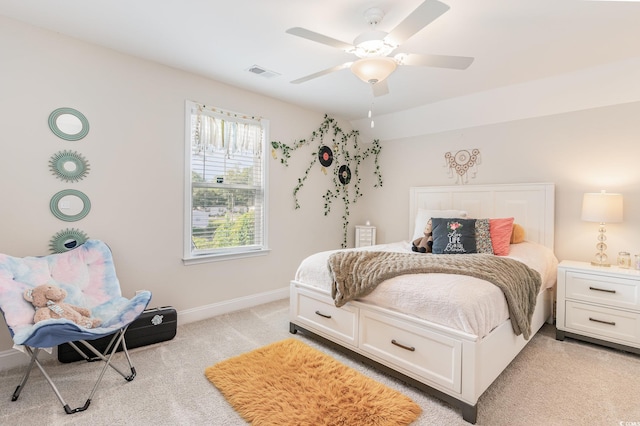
[409,183,555,250]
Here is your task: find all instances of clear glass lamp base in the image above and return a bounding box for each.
[591,247,610,267]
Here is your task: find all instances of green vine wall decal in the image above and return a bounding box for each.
[271,115,383,248]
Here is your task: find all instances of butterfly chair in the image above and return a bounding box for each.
[0,239,152,414]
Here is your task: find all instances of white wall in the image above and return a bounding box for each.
[353,101,640,264]
[0,16,350,353]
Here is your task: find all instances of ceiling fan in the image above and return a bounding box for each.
[286,0,474,97]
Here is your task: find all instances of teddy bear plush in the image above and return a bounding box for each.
[412,219,433,253]
[23,284,101,328]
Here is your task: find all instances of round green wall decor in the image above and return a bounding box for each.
[49,150,90,182]
[50,189,91,222]
[49,228,89,253]
[48,107,90,141]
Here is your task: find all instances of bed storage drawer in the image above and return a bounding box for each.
[359,309,462,393]
[291,286,358,346]
[565,301,640,344]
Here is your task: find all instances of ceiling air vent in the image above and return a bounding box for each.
[246,65,280,79]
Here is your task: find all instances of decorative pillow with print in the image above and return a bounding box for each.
[431,218,477,254]
[411,209,468,241]
[475,218,494,254]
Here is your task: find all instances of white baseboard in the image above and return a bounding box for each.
[0,346,57,372]
[177,286,289,325]
[0,287,289,372]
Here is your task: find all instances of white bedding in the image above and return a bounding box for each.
[295,241,558,339]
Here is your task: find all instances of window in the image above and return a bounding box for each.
[184,101,268,263]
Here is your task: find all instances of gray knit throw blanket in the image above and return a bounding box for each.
[328,251,542,339]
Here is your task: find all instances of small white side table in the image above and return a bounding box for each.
[355,225,376,248]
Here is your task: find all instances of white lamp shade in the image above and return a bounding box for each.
[581,192,623,223]
[350,57,397,84]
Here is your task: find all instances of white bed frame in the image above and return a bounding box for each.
[289,183,555,423]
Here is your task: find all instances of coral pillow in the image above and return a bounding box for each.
[489,218,514,256]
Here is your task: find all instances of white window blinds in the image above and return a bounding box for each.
[185,101,268,260]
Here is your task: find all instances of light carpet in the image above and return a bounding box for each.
[1,299,639,425]
[205,338,422,426]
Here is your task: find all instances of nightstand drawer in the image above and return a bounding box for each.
[565,271,640,310]
[359,229,373,238]
[565,301,640,343]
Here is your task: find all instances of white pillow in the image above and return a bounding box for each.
[412,209,468,240]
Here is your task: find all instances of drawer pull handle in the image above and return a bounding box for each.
[589,317,616,326]
[315,310,332,319]
[391,339,415,352]
[589,286,616,294]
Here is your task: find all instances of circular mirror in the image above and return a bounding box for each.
[49,150,90,182]
[48,108,90,141]
[50,189,91,222]
[49,228,89,253]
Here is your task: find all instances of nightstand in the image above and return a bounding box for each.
[355,225,376,248]
[556,260,640,354]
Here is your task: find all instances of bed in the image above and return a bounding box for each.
[288,183,557,423]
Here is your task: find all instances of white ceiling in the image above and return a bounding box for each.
[1,0,639,121]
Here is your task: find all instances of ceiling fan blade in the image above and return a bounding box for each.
[397,53,474,70]
[387,0,450,45]
[372,79,389,97]
[286,27,353,50]
[290,62,352,84]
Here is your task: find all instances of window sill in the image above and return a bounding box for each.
[182,248,270,265]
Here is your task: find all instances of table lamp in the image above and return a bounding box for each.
[581,190,623,267]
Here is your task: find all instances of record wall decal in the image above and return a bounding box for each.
[318,146,333,167]
[338,165,351,185]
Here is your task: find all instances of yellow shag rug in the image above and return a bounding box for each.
[205,338,422,425]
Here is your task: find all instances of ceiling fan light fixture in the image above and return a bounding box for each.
[350,57,397,84]
[351,30,397,58]
[393,53,408,65]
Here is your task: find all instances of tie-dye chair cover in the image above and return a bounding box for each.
[0,240,152,414]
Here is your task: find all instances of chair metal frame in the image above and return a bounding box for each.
[11,325,136,414]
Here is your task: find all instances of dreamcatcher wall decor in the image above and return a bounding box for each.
[444,149,481,184]
[271,115,383,248]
